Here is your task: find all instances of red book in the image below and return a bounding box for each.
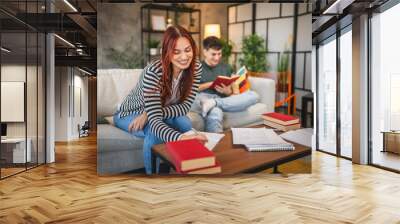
[181,162,221,175]
[166,139,216,172]
[209,76,240,89]
[262,112,299,126]
[263,120,300,132]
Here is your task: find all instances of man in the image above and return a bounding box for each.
[191,36,259,133]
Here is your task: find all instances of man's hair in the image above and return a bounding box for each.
[203,36,222,50]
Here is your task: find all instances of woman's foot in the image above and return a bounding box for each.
[200,98,216,117]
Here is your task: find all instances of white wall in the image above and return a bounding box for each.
[72,73,89,138]
[55,67,89,141]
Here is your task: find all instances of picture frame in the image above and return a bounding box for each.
[151,15,166,31]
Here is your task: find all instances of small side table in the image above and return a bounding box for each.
[301,93,314,128]
[381,131,400,154]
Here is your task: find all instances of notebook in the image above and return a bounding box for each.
[231,128,294,152]
[244,143,294,152]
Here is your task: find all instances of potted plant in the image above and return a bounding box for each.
[148,39,160,56]
[239,34,269,76]
[277,52,290,92]
[220,38,233,67]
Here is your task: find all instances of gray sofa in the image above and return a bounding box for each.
[97,69,276,174]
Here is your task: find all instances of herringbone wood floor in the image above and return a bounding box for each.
[1,134,400,223]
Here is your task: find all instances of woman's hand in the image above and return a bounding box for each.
[180,133,208,144]
[128,112,148,132]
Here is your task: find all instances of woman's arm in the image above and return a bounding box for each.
[161,61,202,119]
[142,68,183,142]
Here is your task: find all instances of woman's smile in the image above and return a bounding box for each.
[177,59,189,66]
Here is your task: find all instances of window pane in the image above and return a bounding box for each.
[340,29,352,158]
[371,4,400,171]
[318,37,337,154]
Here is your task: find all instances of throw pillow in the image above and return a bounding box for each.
[234,73,251,93]
[97,116,108,124]
[104,116,115,126]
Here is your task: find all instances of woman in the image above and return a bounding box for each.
[114,25,207,174]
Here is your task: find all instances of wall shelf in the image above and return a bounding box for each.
[140,4,202,66]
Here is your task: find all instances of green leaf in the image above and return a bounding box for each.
[239,34,269,72]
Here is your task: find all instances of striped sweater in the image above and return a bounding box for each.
[118,59,202,142]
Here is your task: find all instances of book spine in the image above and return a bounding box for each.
[262,115,299,125]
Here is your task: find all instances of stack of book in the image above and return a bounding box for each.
[262,112,300,131]
[166,139,221,174]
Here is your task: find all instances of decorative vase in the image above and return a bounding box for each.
[277,71,288,92]
[149,48,158,56]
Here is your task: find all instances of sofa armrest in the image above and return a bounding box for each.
[248,77,275,112]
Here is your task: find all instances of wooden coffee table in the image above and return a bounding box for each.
[151,126,311,174]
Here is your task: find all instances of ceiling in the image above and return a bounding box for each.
[0,0,97,74]
[312,0,390,43]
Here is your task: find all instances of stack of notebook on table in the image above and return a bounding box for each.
[262,112,300,131]
[232,127,294,152]
[166,139,221,174]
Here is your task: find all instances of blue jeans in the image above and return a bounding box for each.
[191,91,259,132]
[113,112,192,174]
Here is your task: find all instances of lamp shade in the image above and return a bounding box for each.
[204,24,221,39]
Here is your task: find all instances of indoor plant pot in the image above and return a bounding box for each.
[149,48,158,56]
[148,39,160,56]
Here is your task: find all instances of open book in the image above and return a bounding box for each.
[231,127,294,152]
[209,66,247,89]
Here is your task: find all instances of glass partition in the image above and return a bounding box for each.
[0,1,46,179]
[1,30,28,178]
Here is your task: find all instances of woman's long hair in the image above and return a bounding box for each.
[160,25,197,106]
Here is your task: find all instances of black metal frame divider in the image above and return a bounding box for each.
[227,3,313,114]
[0,0,47,179]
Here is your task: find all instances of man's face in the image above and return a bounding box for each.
[203,48,222,67]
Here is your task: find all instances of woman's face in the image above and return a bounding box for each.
[170,37,193,71]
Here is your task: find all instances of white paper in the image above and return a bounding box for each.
[183,130,225,151]
[279,128,313,147]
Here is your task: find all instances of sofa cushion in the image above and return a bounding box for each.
[248,77,275,112]
[97,69,143,117]
[223,103,268,129]
[187,112,205,131]
[97,124,143,153]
